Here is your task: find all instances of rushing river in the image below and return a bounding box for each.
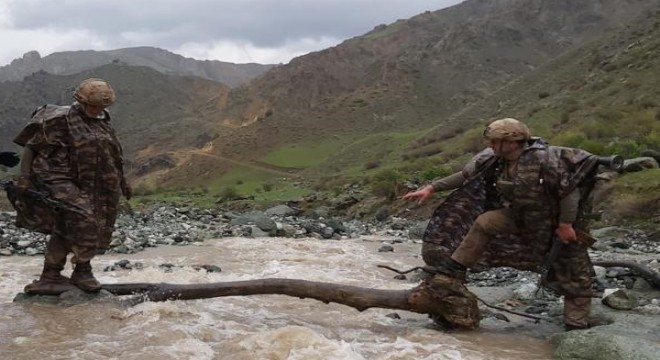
[0,236,554,359]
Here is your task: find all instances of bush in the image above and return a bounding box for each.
[605,140,643,158]
[219,186,240,200]
[551,131,588,148]
[370,168,404,199]
[460,128,485,154]
[363,160,381,170]
[132,185,155,196]
[420,165,452,182]
[594,109,623,122]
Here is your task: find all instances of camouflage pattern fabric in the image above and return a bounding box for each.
[423,139,600,296]
[13,103,124,263]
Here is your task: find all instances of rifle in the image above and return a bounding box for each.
[0,179,85,215]
[539,229,598,297]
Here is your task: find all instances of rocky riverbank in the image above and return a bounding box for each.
[2,204,659,360]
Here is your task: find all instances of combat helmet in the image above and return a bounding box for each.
[483,118,530,141]
[73,78,116,107]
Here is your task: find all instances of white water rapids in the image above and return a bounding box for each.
[0,236,553,359]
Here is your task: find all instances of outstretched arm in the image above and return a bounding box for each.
[402,171,466,204]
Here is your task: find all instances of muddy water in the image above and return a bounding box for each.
[0,237,554,359]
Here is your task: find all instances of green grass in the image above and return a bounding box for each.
[614,169,660,196]
[261,137,357,168]
[309,131,423,176]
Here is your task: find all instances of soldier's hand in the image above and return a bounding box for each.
[16,175,31,193]
[402,185,434,205]
[121,179,132,200]
[555,223,577,244]
[0,151,20,168]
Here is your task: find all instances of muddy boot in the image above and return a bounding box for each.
[24,263,75,295]
[425,257,467,282]
[70,262,101,292]
[565,314,614,331]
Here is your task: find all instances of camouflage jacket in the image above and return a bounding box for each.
[12,103,125,233]
[423,138,600,270]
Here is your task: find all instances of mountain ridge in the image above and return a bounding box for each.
[0,46,273,87]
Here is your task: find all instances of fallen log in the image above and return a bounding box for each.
[29,275,482,329]
[592,260,660,289]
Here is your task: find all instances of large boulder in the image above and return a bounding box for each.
[552,329,659,360]
[622,157,659,172]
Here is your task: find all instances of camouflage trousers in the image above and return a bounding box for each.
[451,208,593,328]
[45,208,104,269]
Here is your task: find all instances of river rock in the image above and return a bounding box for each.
[552,329,660,360]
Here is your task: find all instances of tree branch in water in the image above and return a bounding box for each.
[99,276,481,329]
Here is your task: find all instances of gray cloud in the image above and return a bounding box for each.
[1,0,462,64]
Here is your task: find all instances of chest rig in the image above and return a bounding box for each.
[483,145,557,260]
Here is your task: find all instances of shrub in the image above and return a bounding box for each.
[594,109,623,122]
[638,99,657,109]
[219,186,240,200]
[370,168,404,199]
[363,160,381,170]
[420,165,452,182]
[132,185,155,196]
[605,140,643,158]
[551,131,587,148]
[460,128,485,153]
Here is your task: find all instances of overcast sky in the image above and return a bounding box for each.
[0,0,463,66]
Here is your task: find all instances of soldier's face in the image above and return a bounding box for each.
[488,139,521,157]
[83,104,105,119]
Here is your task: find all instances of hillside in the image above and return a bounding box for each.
[0,46,272,87]
[343,7,660,223]
[0,64,231,174]
[1,0,659,219]
[201,0,659,163]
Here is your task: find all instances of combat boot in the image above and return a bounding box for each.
[565,314,614,331]
[70,261,101,292]
[24,263,74,295]
[426,257,467,282]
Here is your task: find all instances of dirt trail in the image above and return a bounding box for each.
[174,150,298,177]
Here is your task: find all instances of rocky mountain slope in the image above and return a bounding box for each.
[1,0,658,196]
[204,0,659,161]
[0,65,230,172]
[0,46,272,87]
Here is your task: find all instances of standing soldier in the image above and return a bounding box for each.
[403,118,610,330]
[14,78,131,293]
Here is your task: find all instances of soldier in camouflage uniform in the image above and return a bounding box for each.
[403,118,603,330]
[14,78,131,293]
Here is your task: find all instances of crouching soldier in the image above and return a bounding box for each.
[404,118,614,330]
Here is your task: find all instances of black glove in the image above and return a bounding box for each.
[0,151,20,167]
